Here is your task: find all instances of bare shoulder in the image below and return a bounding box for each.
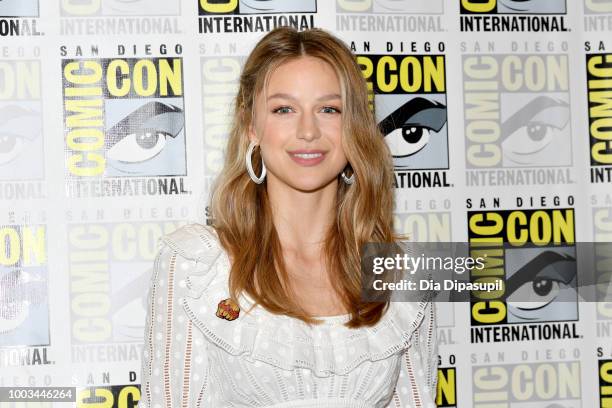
[160,223,222,262]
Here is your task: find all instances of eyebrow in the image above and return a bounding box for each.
[0,105,41,141]
[505,250,576,297]
[106,101,183,149]
[501,95,569,142]
[266,93,341,102]
[378,97,447,136]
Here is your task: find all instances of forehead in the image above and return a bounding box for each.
[265,56,341,92]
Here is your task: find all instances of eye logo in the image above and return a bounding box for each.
[0,109,36,163]
[505,248,577,323]
[0,104,43,181]
[240,0,316,13]
[0,269,47,337]
[501,95,570,167]
[104,101,185,176]
[199,0,316,14]
[460,0,566,13]
[0,0,39,17]
[497,0,566,13]
[379,97,447,166]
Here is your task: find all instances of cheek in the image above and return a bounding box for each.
[260,118,294,142]
[329,133,348,167]
[258,122,290,163]
[321,120,343,142]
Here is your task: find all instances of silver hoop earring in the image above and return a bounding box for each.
[341,171,355,185]
[246,140,266,184]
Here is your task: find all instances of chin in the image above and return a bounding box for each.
[289,181,330,193]
[288,176,337,193]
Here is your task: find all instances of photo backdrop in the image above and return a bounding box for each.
[1,0,611,406]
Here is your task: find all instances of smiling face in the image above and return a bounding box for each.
[248,56,348,193]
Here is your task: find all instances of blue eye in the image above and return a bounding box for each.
[321,106,341,114]
[273,106,292,114]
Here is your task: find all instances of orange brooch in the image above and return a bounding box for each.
[216,298,240,321]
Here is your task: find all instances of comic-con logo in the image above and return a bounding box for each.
[198,0,316,34]
[62,56,188,197]
[467,205,580,342]
[472,361,581,406]
[0,58,45,200]
[69,222,179,352]
[0,0,41,37]
[336,0,444,32]
[460,0,568,32]
[601,360,612,407]
[358,53,450,189]
[201,56,242,182]
[463,52,573,186]
[586,53,612,183]
[0,224,49,348]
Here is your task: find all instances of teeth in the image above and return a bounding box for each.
[293,153,322,159]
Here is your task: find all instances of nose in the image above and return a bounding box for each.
[298,111,321,142]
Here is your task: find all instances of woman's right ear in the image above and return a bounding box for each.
[247,124,258,144]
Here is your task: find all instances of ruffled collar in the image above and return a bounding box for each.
[180,248,431,377]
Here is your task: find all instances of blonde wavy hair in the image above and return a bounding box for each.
[210,27,398,328]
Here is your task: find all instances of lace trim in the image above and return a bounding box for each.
[165,223,432,378]
[182,282,432,377]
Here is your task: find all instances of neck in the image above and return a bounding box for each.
[266,176,337,251]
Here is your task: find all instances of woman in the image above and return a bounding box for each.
[140,27,437,407]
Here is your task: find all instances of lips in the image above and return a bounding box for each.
[287,149,326,166]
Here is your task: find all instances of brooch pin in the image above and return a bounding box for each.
[216,298,240,321]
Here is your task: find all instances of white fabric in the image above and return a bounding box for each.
[139,223,438,408]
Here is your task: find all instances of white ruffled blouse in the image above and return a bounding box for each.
[139,224,438,408]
